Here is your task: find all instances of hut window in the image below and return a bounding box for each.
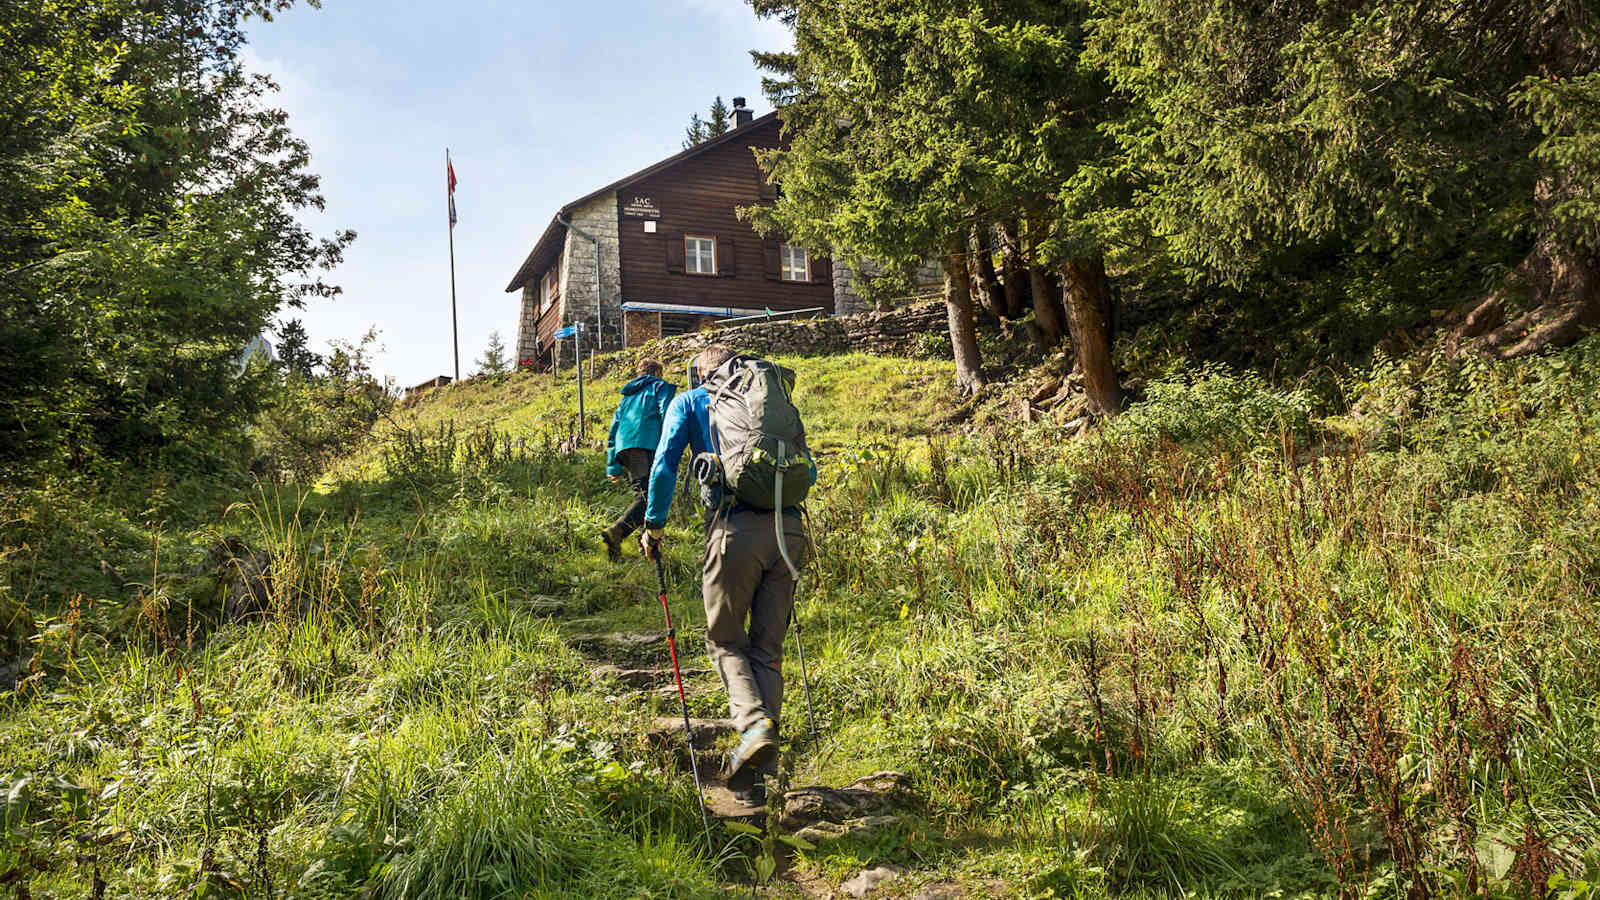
[541,270,559,311]
[780,244,810,282]
[685,236,717,275]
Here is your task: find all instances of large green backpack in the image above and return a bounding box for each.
[702,354,813,510]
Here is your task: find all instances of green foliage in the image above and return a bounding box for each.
[0,0,353,482]
[252,328,393,482]
[748,0,1125,267]
[1088,0,1599,277]
[1092,365,1322,457]
[276,318,323,380]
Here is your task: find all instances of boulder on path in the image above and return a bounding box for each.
[779,770,917,831]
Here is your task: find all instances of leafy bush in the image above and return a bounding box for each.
[252,329,393,482]
[1098,364,1322,456]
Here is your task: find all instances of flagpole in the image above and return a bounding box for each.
[447,148,460,382]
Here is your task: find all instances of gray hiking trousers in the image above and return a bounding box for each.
[702,508,809,733]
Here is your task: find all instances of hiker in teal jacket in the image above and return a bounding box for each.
[600,359,675,560]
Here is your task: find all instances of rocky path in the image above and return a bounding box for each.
[575,625,977,897]
[577,630,766,822]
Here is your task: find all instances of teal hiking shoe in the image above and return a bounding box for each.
[723,717,778,792]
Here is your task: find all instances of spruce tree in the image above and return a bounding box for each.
[475,330,510,376]
[1091,0,1600,357]
[747,0,1130,408]
[682,96,734,148]
[276,319,322,379]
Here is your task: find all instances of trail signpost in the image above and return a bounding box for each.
[555,323,585,436]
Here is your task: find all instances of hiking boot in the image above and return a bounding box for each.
[733,782,768,808]
[600,529,623,562]
[723,717,778,792]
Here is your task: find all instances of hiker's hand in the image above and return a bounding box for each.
[640,528,664,560]
[607,474,621,483]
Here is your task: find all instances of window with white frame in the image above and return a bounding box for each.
[685,236,716,275]
[541,270,558,311]
[780,244,810,282]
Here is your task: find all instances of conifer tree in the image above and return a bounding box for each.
[682,96,733,148]
[276,319,322,379]
[475,330,510,376]
[748,0,1130,408]
[1091,0,1600,357]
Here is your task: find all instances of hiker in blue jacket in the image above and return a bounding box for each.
[600,358,675,561]
[641,344,815,808]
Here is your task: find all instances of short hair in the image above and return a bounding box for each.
[636,358,663,377]
[695,344,736,374]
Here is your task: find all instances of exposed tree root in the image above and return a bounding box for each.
[1452,239,1600,359]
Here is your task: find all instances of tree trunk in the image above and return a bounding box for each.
[966,225,1004,317]
[969,226,1008,321]
[944,249,986,394]
[1023,215,1064,351]
[1454,177,1600,357]
[999,221,1028,320]
[1027,267,1063,351]
[1060,256,1121,416]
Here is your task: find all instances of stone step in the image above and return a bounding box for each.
[702,783,766,823]
[589,664,710,689]
[569,631,667,665]
[647,716,735,750]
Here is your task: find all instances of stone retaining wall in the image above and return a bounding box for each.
[597,301,949,377]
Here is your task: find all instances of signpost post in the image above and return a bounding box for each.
[555,323,584,438]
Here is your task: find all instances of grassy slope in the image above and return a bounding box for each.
[3,344,1599,898]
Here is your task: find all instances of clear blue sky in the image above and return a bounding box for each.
[244,0,791,388]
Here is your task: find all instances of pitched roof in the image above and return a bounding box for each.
[504,112,781,293]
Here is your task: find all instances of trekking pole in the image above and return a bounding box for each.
[788,588,821,745]
[772,449,820,746]
[649,543,715,852]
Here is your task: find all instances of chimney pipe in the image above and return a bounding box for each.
[731,96,753,129]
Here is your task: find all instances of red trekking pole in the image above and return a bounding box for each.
[648,539,715,851]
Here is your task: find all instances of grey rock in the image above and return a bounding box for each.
[213,536,272,623]
[647,716,734,749]
[842,865,903,898]
[780,770,916,830]
[791,814,900,846]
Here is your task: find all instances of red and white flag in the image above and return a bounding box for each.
[447,151,459,228]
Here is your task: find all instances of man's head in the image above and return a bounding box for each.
[693,344,736,380]
[636,358,663,378]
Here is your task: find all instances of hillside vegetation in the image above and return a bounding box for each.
[3,340,1598,898]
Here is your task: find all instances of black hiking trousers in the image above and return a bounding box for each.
[605,448,653,542]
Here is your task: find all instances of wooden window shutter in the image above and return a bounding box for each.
[666,236,685,273]
[719,239,736,277]
[761,240,782,281]
[811,255,831,284]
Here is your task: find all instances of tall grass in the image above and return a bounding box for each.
[4,341,1598,896]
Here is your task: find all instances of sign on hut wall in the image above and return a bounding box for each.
[622,196,661,218]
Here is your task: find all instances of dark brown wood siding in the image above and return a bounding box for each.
[617,122,834,315]
[534,264,562,360]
